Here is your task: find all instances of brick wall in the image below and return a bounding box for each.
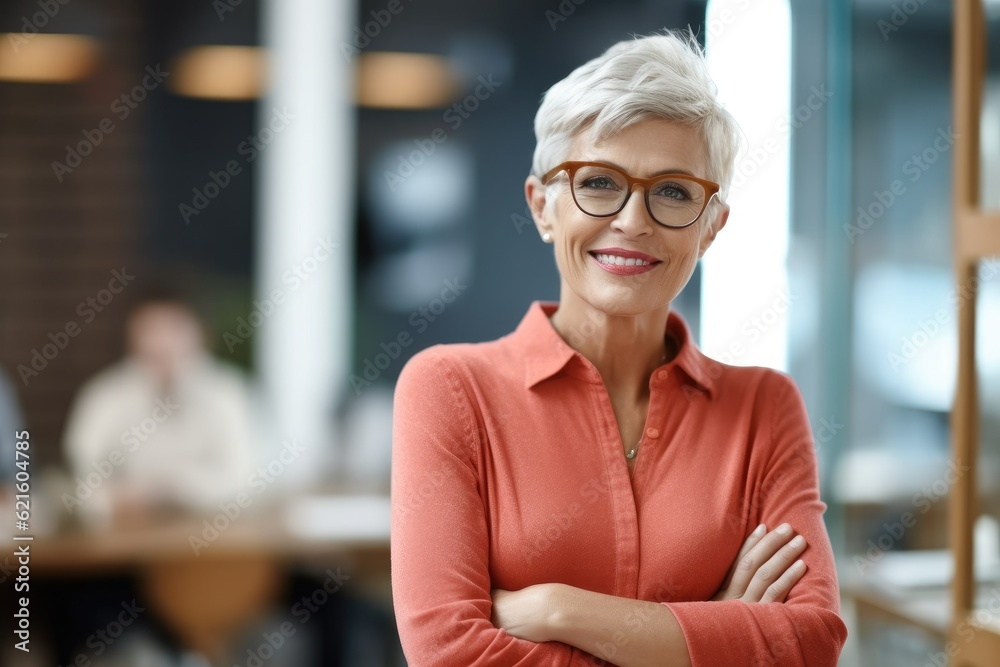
[0,0,143,467]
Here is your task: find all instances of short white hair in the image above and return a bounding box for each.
[531,29,742,203]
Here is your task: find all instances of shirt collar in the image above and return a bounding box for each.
[511,300,716,396]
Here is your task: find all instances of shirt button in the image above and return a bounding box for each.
[656,369,669,381]
[645,427,660,439]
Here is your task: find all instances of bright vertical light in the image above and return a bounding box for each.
[256,0,355,483]
[703,0,791,370]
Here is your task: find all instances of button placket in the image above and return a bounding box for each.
[587,381,641,598]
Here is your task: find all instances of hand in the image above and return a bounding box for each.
[712,523,807,603]
[491,584,558,643]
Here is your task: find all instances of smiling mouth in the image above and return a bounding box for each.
[589,252,657,267]
[587,251,663,275]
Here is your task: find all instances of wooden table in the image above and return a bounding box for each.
[843,580,950,640]
[841,555,1000,664]
[23,495,392,665]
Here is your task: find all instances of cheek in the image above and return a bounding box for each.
[670,244,703,279]
[671,239,702,269]
[550,207,602,273]
[554,240,592,288]
[651,235,703,296]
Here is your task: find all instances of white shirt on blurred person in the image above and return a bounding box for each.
[62,295,258,527]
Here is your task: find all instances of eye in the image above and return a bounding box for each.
[652,181,693,201]
[579,175,622,191]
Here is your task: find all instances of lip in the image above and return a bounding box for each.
[588,247,662,276]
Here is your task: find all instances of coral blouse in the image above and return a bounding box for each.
[391,300,847,666]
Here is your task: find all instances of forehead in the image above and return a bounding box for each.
[570,118,709,177]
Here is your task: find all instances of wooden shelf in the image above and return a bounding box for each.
[948,1,1000,665]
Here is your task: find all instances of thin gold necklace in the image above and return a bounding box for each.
[625,335,675,460]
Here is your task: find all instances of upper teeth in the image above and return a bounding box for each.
[594,253,652,266]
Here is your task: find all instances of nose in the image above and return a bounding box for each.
[609,184,656,237]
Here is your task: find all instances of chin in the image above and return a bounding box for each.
[578,287,671,318]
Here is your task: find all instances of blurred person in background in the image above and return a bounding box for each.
[53,290,397,666]
[62,286,258,527]
[392,30,846,666]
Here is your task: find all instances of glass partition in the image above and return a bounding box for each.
[974,255,1000,631]
[981,8,1000,211]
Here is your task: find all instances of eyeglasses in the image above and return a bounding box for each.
[541,161,721,229]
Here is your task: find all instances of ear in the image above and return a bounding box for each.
[698,202,729,259]
[525,175,552,240]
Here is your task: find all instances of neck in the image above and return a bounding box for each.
[549,288,674,398]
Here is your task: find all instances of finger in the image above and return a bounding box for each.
[743,533,808,601]
[719,523,766,590]
[759,559,807,603]
[733,523,767,569]
[727,524,799,597]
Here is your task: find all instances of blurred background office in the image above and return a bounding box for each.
[0,0,998,665]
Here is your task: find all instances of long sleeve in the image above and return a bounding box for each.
[63,373,123,482]
[391,304,848,666]
[391,347,582,666]
[663,372,847,666]
[167,362,259,509]
[61,360,260,520]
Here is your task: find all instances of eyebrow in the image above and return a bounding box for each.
[582,158,699,178]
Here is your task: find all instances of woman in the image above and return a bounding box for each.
[391,31,847,666]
